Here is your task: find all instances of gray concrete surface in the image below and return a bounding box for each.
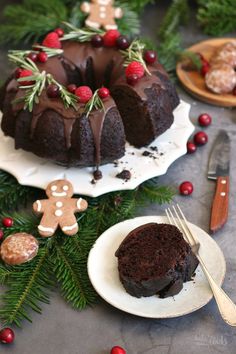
[0,2,236,354]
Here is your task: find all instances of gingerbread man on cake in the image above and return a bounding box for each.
[33,180,88,237]
[81,0,123,30]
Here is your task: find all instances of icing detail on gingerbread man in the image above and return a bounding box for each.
[33,180,88,237]
[81,0,123,31]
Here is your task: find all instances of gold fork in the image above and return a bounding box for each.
[165,204,236,327]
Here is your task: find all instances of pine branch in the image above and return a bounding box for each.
[119,0,154,13]
[52,237,97,309]
[157,32,182,76]
[158,0,189,40]
[137,178,175,205]
[0,247,54,327]
[0,170,39,211]
[0,0,68,45]
[197,0,236,35]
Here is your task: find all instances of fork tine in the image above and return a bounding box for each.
[176,204,196,244]
[165,208,178,228]
[172,205,195,246]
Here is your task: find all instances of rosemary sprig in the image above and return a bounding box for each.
[9,46,63,60]
[61,22,104,42]
[84,89,105,117]
[47,75,78,110]
[120,39,151,75]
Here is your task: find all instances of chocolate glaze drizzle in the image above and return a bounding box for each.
[8,40,168,167]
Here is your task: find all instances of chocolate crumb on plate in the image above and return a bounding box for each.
[116,170,131,181]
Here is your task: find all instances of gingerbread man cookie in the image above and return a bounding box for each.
[33,180,88,237]
[81,0,123,30]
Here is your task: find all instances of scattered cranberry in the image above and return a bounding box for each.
[0,328,15,344]
[198,113,212,127]
[98,87,110,99]
[103,29,120,47]
[0,229,4,241]
[179,181,194,196]
[75,86,93,103]
[14,68,23,79]
[194,131,208,146]
[54,28,64,38]
[18,69,34,86]
[144,50,157,64]
[233,87,236,96]
[110,346,126,354]
[126,74,139,86]
[91,34,104,48]
[201,59,210,77]
[37,51,48,63]
[125,61,145,79]
[46,84,60,98]
[187,142,197,154]
[2,217,13,228]
[116,35,130,50]
[67,84,77,94]
[27,52,38,62]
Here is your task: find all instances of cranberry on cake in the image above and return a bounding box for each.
[0,26,179,169]
[115,223,198,298]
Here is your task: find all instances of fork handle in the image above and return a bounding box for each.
[198,255,236,326]
[210,176,229,234]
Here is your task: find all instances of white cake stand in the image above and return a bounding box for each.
[0,100,194,197]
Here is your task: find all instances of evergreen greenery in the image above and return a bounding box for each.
[197,0,236,35]
[0,170,174,327]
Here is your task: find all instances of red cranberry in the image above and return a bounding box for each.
[198,113,212,127]
[32,43,40,51]
[54,28,64,38]
[0,229,4,241]
[2,217,13,227]
[27,52,38,62]
[194,131,208,146]
[126,74,139,86]
[0,328,15,344]
[47,84,60,98]
[144,50,157,64]
[201,60,210,77]
[110,346,126,354]
[187,142,197,154]
[37,51,48,63]
[14,68,23,79]
[91,34,104,48]
[179,181,194,196]
[98,87,110,99]
[116,35,130,50]
[67,84,77,94]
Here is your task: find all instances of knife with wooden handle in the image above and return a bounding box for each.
[208,131,230,234]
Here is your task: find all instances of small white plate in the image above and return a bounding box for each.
[0,101,194,197]
[88,216,226,318]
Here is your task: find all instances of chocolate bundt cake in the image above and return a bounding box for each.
[0,30,179,168]
[115,223,198,298]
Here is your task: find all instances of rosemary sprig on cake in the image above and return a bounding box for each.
[61,22,104,42]
[84,89,105,117]
[9,47,63,61]
[121,39,151,75]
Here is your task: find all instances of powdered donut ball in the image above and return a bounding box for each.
[0,233,39,265]
[205,63,236,94]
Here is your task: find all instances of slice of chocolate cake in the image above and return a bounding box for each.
[115,223,198,298]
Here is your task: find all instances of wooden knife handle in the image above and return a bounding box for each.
[210,176,229,234]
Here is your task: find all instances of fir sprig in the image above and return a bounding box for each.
[84,89,105,117]
[0,169,174,327]
[121,39,151,75]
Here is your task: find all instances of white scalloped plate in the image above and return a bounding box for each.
[88,216,226,318]
[0,100,194,197]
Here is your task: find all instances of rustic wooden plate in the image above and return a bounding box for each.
[176,38,236,107]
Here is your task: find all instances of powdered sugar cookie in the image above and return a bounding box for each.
[205,63,236,94]
[0,233,39,265]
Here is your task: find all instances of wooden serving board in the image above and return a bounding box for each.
[176,38,236,107]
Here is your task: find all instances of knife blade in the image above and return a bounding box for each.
[208,130,230,233]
